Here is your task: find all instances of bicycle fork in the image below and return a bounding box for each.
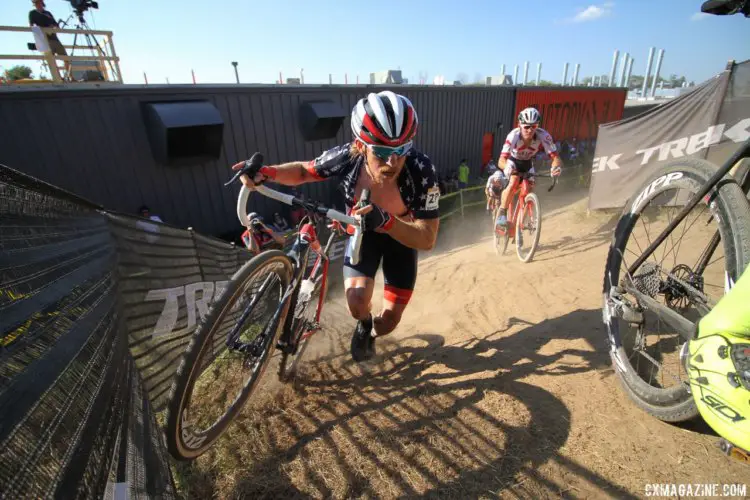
[226,272,297,357]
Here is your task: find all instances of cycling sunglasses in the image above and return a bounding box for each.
[521,124,539,131]
[368,142,413,160]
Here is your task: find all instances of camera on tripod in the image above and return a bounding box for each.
[67,0,99,16]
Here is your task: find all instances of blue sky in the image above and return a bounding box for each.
[1,0,748,85]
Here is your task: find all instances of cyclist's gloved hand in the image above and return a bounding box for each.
[230,160,277,189]
[551,164,562,177]
[354,203,395,232]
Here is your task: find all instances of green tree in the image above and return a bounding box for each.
[4,65,33,81]
[667,73,686,88]
[628,74,644,90]
[537,79,555,86]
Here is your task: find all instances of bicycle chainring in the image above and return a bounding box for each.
[664,264,704,309]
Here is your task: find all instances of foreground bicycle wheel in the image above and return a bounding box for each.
[603,158,750,423]
[516,192,541,263]
[165,250,292,461]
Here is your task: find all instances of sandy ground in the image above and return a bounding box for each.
[172,180,750,499]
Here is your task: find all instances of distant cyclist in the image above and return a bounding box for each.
[241,212,285,254]
[495,107,562,229]
[232,91,440,363]
[485,169,507,212]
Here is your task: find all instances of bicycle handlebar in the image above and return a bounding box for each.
[229,152,368,265]
[523,171,558,192]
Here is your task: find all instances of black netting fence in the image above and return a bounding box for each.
[0,164,179,498]
[0,162,356,497]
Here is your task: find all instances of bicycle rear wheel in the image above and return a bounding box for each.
[278,261,329,381]
[491,205,501,254]
[602,159,750,422]
[165,250,292,461]
[516,193,542,263]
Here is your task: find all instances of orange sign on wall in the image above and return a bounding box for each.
[514,89,626,141]
[481,132,494,166]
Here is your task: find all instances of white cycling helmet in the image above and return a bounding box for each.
[351,91,418,147]
[518,107,541,125]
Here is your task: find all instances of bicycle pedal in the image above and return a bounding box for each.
[719,439,750,464]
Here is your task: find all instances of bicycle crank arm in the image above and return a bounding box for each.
[624,284,696,343]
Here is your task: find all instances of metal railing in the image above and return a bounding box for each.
[439,162,592,223]
[0,25,122,84]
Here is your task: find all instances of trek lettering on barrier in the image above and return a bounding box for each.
[144,280,229,338]
[141,239,349,339]
[592,118,750,174]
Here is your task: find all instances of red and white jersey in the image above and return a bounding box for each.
[500,127,558,161]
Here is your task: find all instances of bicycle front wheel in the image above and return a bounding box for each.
[602,158,750,423]
[165,250,292,461]
[516,193,542,263]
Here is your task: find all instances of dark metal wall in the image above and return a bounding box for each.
[0,84,516,237]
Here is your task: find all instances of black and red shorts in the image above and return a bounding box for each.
[343,231,417,305]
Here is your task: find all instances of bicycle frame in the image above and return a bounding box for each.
[223,213,339,353]
[509,177,534,233]
[496,172,538,236]
[286,218,337,342]
[224,169,365,355]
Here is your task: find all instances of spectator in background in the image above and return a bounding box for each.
[138,205,163,223]
[28,1,67,57]
[569,138,579,164]
[458,159,470,189]
[484,158,498,177]
[436,172,447,195]
[447,170,459,192]
[135,205,163,244]
[272,212,290,232]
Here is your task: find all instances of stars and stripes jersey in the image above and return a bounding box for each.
[305,143,440,220]
[500,127,558,161]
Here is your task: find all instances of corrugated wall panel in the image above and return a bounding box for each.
[515,88,626,141]
[0,102,31,179]
[1,84,517,237]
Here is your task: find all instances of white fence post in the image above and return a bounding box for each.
[459,189,464,218]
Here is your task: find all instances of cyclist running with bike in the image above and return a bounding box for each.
[495,107,563,229]
[232,91,440,362]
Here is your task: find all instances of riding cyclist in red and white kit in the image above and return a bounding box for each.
[495,107,562,228]
[232,91,440,363]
